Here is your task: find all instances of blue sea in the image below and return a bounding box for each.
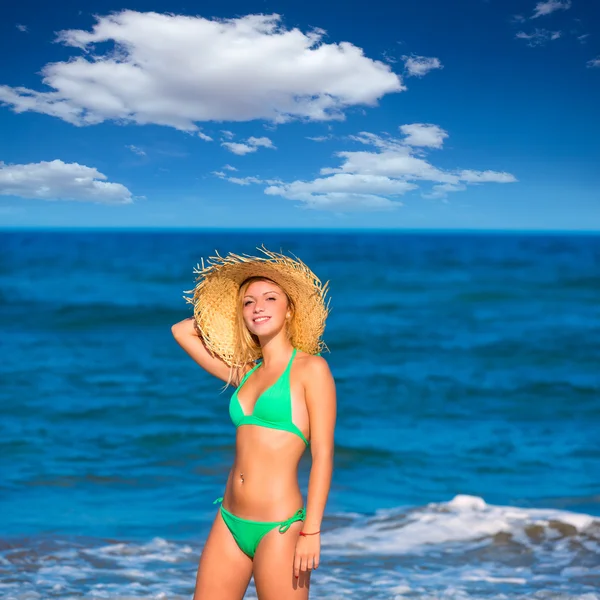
[1,230,600,600]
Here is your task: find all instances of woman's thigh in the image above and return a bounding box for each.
[193,509,254,600]
[252,520,311,600]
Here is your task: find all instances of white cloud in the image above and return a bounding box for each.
[400,123,448,149]
[0,11,403,130]
[531,0,571,19]
[459,169,516,183]
[512,15,528,23]
[423,183,467,200]
[516,28,562,46]
[221,130,235,139]
[126,144,146,156]
[347,131,402,152]
[266,189,402,211]
[401,55,443,77]
[587,56,600,68]
[306,135,332,142]
[16,24,28,33]
[263,126,516,211]
[382,51,398,65]
[221,142,255,155]
[223,164,237,171]
[222,135,276,155]
[213,171,281,185]
[268,173,416,197]
[578,34,590,44]
[227,176,264,185]
[246,136,275,148]
[0,160,133,204]
[326,138,456,183]
[264,172,414,210]
[198,130,213,141]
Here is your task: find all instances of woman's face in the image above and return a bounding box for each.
[242,279,289,337]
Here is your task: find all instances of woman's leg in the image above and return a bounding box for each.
[252,520,310,600]
[192,509,254,600]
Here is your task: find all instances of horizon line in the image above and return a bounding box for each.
[1,226,599,235]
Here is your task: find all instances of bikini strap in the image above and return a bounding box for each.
[237,348,295,389]
[278,507,306,533]
[284,347,297,374]
[236,362,261,388]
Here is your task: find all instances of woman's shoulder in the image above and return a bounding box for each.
[295,350,331,376]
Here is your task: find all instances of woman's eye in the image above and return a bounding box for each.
[244,300,253,306]
[267,297,276,301]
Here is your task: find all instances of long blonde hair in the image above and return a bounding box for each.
[229,276,296,385]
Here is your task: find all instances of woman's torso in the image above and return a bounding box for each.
[222,348,310,520]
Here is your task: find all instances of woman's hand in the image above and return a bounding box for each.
[293,533,320,579]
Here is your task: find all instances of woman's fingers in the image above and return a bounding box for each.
[294,549,321,578]
[294,554,306,578]
[294,553,301,578]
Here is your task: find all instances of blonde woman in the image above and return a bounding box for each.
[172,248,336,600]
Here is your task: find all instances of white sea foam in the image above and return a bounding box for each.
[85,536,193,565]
[2,497,599,600]
[322,494,600,555]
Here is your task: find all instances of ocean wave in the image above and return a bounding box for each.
[323,494,600,556]
[2,497,600,600]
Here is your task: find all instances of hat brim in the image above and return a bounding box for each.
[184,247,330,366]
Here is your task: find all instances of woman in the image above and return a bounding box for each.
[171,247,336,600]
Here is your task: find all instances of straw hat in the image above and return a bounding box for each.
[183,246,330,367]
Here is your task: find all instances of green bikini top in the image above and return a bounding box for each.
[229,347,309,447]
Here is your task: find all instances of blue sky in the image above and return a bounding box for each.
[0,0,598,230]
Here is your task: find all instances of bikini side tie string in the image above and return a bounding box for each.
[278,508,306,533]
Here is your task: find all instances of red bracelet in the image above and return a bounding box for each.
[299,530,321,536]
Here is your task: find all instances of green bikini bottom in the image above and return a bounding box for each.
[213,497,306,558]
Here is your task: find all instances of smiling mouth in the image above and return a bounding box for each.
[253,316,271,324]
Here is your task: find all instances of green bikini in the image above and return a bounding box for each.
[214,498,306,558]
[214,347,309,558]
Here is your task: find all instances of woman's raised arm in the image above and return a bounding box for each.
[171,317,234,384]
